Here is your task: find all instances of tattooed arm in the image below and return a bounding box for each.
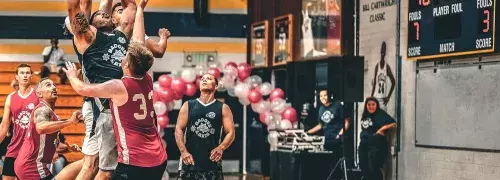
[68,0,96,54]
[34,107,81,135]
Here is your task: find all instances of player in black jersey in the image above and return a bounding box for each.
[66,0,137,179]
[175,74,236,180]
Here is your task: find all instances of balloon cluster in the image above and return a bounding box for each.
[152,62,298,134]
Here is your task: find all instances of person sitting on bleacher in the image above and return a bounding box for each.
[41,37,67,84]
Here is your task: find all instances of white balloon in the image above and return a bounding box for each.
[245,75,263,88]
[227,88,236,97]
[280,120,292,130]
[221,76,236,89]
[195,65,208,77]
[271,98,287,113]
[223,66,238,78]
[251,101,270,114]
[267,131,279,148]
[259,82,273,96]
[153,82,160,90]
[154,102,167,116]
[166,102,175,111]
[181,68,197,83]
[239,97,251,106]
[234,82,250,99]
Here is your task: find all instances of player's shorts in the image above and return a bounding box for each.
[81,101,118,170]
[2,157,16,176]
[177,170,224,180]
[111,160,167,180]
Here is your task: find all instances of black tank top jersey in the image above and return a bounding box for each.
[73,30,129,111]
[183,99,224,171]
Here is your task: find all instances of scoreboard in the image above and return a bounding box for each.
[407,0,496,60]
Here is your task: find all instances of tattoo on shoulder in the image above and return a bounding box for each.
[74,13,89,34]
[34,106,51,124]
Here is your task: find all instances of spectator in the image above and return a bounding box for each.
[41,37,67,84]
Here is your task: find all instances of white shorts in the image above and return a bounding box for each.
[81,101,118,170]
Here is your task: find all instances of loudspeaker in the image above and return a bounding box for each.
[194,0,209,26]
[342,56,364,102]
[315,56,364,102]
[287,61,316,109]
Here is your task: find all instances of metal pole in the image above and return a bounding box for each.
[395,0,402,179]
[242,105,247,175]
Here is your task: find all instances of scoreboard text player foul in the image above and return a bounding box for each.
[407,0,496,60]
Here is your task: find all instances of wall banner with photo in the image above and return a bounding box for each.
[251,21,269,68]
[273,14,293,66]
[301,0,342,59]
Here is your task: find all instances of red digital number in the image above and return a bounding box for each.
[414,22,420,40]
[483,10,490,33]
[419,0,431,6]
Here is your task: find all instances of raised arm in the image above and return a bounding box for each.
[115,0,137,38]
[35,107,81,135]
[63,62,126,100]
[80,0,92,21]
[99,0,114,15]
[68,0,96,53]
[210,104,235,162]
[175,102,194,165]
[131,0,147,44]
[0,94,13,143]
[145,28,170,58]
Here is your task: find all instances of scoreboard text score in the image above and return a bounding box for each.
[407,0,496,60]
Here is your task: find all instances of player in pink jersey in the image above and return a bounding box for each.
[63,0,167,178]
[0,64,39,180]
[14,78,82,180]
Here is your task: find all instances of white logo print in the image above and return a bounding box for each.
[102,44,127,67]
[118,37,126,44]
[206,112,216,119]
[27,103,35,110]
[321,110,334,123]
[361,118,373,129]
[16,111,31,129]
[190,118,215,138]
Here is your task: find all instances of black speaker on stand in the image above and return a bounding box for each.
[194,0,209,27]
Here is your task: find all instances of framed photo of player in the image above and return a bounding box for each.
[251,20,269,68]
[273,14,293,66]
[301,0,342,59]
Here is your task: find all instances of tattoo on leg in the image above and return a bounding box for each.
[74,13,89,34]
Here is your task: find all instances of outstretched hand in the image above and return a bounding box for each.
[62,62,81,79]
[158,28,171,39]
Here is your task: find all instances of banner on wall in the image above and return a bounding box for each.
[273,14,293,66]
[301,0,342,59]
[251,21,269,68]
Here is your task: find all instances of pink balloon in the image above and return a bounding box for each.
[157,88,175,103]
[174,91,183,100]
[248,88,262,104]
[185,83,197,97]
[195,77,202,89]
[281,107,298,123]
[225,62,238,69]
[269,88,285,101]
[157,114,169,128]
[153,91,160,103]
[237,63,251,81]
[171,78,187,93]
[259,111,272,125]
[158,75,172,88]
[208,67,221,79]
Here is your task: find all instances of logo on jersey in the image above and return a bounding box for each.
[102,44,127,67]
[377,73,387,95]
[361,118,373,129]
[206,112,216,119]
[190,118,215,138]
[321,110,334,123]
[27,103,35,110]
[15,111,31,129]
[118,37,126,44]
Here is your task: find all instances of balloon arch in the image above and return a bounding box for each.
[152,62,298,136]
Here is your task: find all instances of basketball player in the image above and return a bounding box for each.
[175,74,236,180]
[63,1,168,178]
[67,0,137,178]
[0,64,39,180]
[14,78,82,180]
[370,41,396,110]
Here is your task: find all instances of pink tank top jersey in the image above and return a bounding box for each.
[14,102,59,179]
[6,88,39,157]
[110,74,167,167]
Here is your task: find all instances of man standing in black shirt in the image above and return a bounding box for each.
[175,74,235,180]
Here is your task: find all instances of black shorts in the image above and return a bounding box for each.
[111,160,167,180]
[177,170,224,180]
[3,157,16,177]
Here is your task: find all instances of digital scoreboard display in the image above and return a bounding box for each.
[407,0,496,60]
